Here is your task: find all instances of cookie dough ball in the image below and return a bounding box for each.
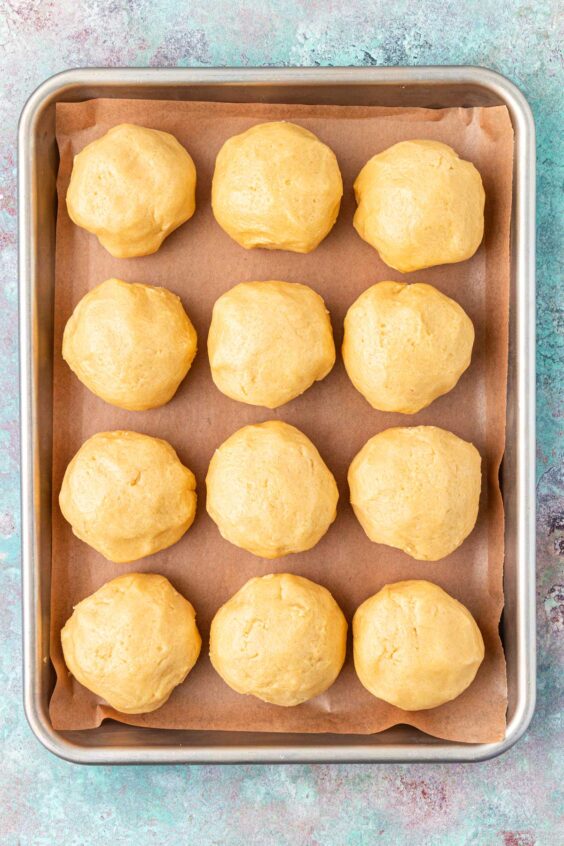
[61,573,201,714]
[208,280,335,408]
[343,281,474,413]
[348,426,481,561]
[66,123,196,258]
[63,278,198,411]
[210,573,347,706]
[59,431,197,562]
[353,580,485,710]
[354,140,485,272]
[212,121,343,253]
[206,421,338,558]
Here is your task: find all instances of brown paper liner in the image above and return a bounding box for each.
[49,99,512,742]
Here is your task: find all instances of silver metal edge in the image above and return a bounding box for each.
[19,74,55,760]
[19,65,536,764]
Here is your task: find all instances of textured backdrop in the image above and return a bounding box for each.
[1,1,563,844]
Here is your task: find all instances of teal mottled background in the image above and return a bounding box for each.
[1,1,563,844]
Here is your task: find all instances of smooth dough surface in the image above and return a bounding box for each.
[61,573,201,714]
[353,140,485,273]
[212,121,343,253]
[342,281,474,413]
[210,573,347,706]
[59,431,197,563]
[208,280,335,408]
[206,421,338,558]
[353,580,485,710]
[66,123,196,258]
[63,278,198,411]
[348,426,481,561]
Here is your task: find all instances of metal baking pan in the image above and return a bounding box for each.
[19,66,536,764]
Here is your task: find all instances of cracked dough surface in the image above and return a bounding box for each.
[353,580,485,710]
[63,278,197,411]
[210,573,347,706]
[59,430,197,563]
[208,280,335,408]
[206,420,339,558]
[61,573,201,714]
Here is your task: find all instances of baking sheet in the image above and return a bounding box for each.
[49,98,512,742]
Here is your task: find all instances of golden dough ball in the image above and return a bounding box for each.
[353,140,485,273]
[206,421,338,558]
[353,580,485,710]
[211,121,343,253]
[61,573,201,714]
[208,280,335,409]
[348,426,481,561]
[342,281,474,413]
[63,278,198,411]
[66,123,196,258]
[210,573,347,706]
[59,431,197,563]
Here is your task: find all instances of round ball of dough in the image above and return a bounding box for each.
[63,278,198,411]
[353,140,485,273]
[61,573,201,714]
[212,121,343,253]
[353,580,485,710]
[342,281,474,413]
[66,123,196,258]
[59,431,197,563]
[348,426,481,561]
[206,421,338,558]
[208,280,335,408]
[210,573,347,706]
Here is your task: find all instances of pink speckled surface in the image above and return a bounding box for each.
[1,1,563,844]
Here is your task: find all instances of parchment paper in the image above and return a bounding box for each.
[50,98,513,742]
